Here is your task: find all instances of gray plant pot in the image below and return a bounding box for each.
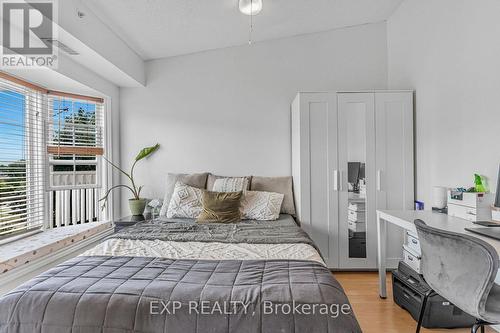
[129,198,147,216]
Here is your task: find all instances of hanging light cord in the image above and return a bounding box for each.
[248,0,253,45]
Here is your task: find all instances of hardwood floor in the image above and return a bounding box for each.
[334,272,494,333]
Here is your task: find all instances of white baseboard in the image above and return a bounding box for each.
[0,227,113,296]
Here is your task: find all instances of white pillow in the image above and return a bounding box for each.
[241,190,284,221]
[159,173,208,216]
[166,182,204,219]
[212,177,249,192]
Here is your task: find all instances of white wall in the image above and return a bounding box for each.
[119,22,388,212]
[388,0,500,206]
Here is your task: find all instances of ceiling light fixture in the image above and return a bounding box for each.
[239,0,263,45]
[239,0,263,16]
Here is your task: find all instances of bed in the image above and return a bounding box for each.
[0,176,362,333]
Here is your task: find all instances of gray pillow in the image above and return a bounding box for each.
[206,174,251,191]
[250,176,295,215]
[159,172,208,216]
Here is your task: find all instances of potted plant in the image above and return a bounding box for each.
[100,144,160,216]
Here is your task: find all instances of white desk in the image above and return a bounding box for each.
[376,210,500,298]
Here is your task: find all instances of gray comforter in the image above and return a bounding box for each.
[0,215,362,333]
[112,214,320,252]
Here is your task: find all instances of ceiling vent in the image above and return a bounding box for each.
[41,38,80,56]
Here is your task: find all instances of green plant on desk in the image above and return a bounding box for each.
[474,173,487,193]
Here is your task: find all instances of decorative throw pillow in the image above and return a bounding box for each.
[241,190,284,221]
[166,182,204,219]
[197,191,243,223]
[206,174,251,191]
[250,176,295,215]
[212,177,249,193]
[159,173,208,216]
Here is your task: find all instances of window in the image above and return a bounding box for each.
[0,72,107,239]
[46,95,104,190]
[0,79,45,238]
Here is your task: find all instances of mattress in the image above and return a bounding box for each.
[83,239,325,264]
[83,214,324,265]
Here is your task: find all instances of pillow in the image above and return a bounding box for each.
[206,174,251,191]
[197,191,243,223]
[159,173,208,216]
[250,176,295,215]
[241,190,284,221]
[166,182,204,219]
[212,177,249,192]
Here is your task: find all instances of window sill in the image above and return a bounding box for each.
[0,222,112,275]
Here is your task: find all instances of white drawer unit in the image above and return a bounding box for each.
[406,231,421,256]
[447,191,494,208]
[403,245,421,274]
[348,220,366,232]
[348,209,366,222]
[447,190,493,222]
[348,202,365,212]
[448,203,491,222]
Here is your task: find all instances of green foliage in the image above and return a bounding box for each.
[53,107,97,172]
[135,144,160,162]
[99,144,160,209]
[0,160,27,236]
[474,173,486,193]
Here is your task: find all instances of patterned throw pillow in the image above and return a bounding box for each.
[241,191,284,221]
[166,182,204,219]
[212,177,249,192]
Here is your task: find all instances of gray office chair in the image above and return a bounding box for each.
[414,219,500,333]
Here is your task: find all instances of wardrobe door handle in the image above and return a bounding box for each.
[339,170,343,191]
[377,170,382,191]
[333,170,339,191]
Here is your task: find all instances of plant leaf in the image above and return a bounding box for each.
[135,144,160,162]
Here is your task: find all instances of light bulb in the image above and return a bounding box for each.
[239,0,263,15]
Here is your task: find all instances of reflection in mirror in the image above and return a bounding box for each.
[346,104,366,258]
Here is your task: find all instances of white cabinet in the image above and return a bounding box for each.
[291,91,414,269]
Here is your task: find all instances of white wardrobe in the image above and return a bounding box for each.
[291,91,414,269]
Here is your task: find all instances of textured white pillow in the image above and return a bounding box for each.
[166,182,204,219]
[159,173,208,216]
[213,177,249,193]
[241,191,284,221]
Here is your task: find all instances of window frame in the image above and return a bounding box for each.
[45,95,104,192]
[0,71,112,239]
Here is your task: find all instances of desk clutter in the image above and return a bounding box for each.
[430,170,499,222]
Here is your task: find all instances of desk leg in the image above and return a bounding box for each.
[377,211,387,299]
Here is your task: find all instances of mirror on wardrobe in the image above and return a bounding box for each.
[346,106,367,258]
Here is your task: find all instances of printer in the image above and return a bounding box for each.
[392,262,476,329]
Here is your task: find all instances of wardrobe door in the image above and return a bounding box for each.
[375,92,414,268]
[292,93,339,268]
[337,93,377,269]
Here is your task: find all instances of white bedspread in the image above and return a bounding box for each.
[82,238,325,265]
